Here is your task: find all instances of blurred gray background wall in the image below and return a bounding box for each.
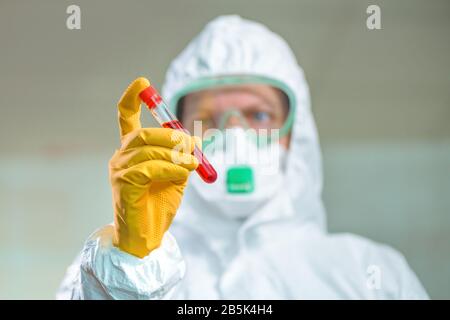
[0,0,449,298]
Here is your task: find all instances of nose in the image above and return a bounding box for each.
[219,109,249,130]
[224,115,244,128]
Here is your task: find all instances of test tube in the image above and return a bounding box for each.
[139,85,218,184]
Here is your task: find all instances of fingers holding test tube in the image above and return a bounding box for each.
[114,77,199,182]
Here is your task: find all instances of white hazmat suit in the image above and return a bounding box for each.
[57,15,428,300]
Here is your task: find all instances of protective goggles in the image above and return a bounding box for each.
[168,75,297,141]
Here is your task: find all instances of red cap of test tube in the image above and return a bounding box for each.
[139,86,162,109]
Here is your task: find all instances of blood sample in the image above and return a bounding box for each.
[139,85,217,184]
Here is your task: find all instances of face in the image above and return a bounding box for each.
[179,84,291,148]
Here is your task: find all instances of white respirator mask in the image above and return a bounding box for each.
[190,127,287,220]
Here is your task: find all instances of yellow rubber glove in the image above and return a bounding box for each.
[109,77,199,258]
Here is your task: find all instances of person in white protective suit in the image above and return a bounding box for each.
[57,15,429,299]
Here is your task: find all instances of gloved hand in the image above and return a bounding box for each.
[109,77,198,258]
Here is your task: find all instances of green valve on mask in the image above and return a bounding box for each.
[226,165,255,194]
